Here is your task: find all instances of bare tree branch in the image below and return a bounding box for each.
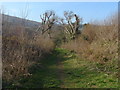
[37,10,56,38]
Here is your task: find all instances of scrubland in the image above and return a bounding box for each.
[2,12,119,88]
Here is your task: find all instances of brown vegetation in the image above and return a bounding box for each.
[2,18,55,84]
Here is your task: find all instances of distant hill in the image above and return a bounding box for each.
[2,14,40,28]
[2,14,42,38]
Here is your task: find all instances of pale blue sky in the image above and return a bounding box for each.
[2,2,118,23]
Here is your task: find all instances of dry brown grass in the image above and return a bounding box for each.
[33,35,55,53]
[3,25,55,83]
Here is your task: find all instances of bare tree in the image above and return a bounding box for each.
[37,10,56,38]
[60,11,82,40]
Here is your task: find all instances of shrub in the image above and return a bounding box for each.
[3,25,55,85]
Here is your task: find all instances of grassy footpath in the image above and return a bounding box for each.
[57,48,118,88]
[18,50,61,88]
[8,48,118,88]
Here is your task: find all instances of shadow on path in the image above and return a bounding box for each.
[14,48,70,88]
